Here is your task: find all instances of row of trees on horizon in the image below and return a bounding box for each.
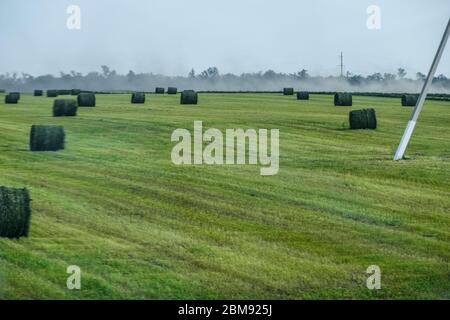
[1,66,449,93]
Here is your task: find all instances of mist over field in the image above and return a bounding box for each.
[1,68,450,93]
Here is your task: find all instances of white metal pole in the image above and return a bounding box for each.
[393,18,450,161]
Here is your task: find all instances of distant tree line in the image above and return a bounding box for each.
[1,65,449,93]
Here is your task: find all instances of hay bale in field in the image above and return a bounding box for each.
[180,90,198,105]
[47,90,58,97]
[131,92,145,104]
[34,90,43,96]
[155,87,165,94]
[349,108,377,129]
[53,99,78,117]
[334,93,352,106]
[29,125,65,151]
[0,187,31,238]
[167,87,178,95]
[77,93,96,107]
[401,94,418,107]
[297,92,309,100]
[71,89,81,96]
[283,88,294,95]
[5,93,19,104]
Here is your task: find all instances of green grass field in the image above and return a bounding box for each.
[0,92,449,299]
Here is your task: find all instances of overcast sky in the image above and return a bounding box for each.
[0,0,449,77]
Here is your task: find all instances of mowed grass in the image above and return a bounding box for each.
[0,92,449,299]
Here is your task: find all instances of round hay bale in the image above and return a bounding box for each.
[5,93,19,104]
[283,88,294,95]
[34,90,43,97]
[53,99,78,117]
[401,94,418,107]
[131,92,146,104]
[53,100,66,117]
[47,90,59,98]
[0,187,31,238]
[349,109,365,129]
[297,92,309,100]
[168,87,178,95]
[77,93,96,107]
[155,87,165,94]
[30,125,65,151]
[349,108,377,129]
[180,90,198,105]
[334,93,352,106]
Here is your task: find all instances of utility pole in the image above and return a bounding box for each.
[339,52,344,77]
[393,18,450,161]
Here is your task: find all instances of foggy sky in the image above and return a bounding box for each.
[0,0,449,77]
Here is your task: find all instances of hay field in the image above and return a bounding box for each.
[0,92,449,299]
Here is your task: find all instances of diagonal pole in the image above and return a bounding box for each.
[393,18,450,161]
